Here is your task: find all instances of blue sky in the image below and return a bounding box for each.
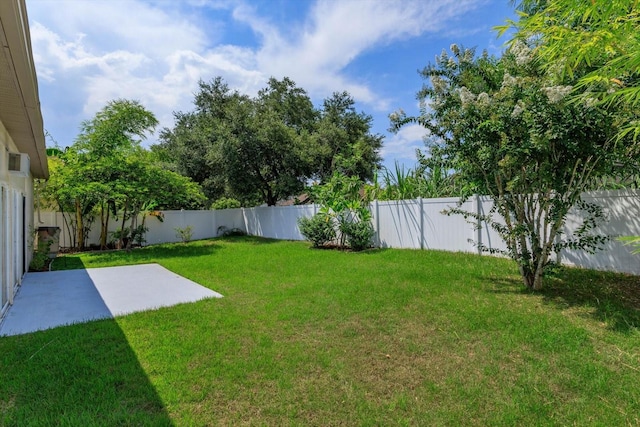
[27,0,516,171]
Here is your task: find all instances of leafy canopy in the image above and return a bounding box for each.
[392,43,628,290]
[500,0,640,140]
[42,99,205,250]
[156,77,383,206]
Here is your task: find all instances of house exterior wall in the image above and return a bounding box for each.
[0,0,46,320]
[0,119,33,317]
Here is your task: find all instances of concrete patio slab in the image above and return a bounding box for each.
[0,263,222,336]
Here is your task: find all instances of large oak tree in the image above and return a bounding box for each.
[156,77,383,206]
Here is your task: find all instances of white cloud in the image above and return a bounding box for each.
[29,1,234,137]
[27,0,490,148]
[29,1,208,57]
[237,0,485,108]
[381,123,428,162]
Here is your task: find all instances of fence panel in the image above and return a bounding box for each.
[35,189,640,276]
[145,211,210,245]
[560,190,640,275]
[145,209,246,245]
[243,205,316,240]
[374,197,478,252]
[423,197,476,252]
[476,197,510,255]
[374,200,422,249]
[213,208,247,236]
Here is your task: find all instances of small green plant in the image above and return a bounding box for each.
[130,225,149,247]
[308,172,374,250]
[29,239,53,271]
[110,227,130,249]
[341,220,374,251]
[211,197,242,210]
[298,214,336,248]
[175,226,194,243]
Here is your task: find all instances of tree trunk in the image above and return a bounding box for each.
[118,200,128,250]
[99,201,110,250]
[520,267,535,290]
[532,272,544,291]
[266,187,276,206]
[520,262,545,291]
[139,212,147,248]
[59,205,74,250]
[75,199,84,251]
[126,208,139,251]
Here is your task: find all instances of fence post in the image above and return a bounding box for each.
[475,194,482,255]
[211,209,217,237]
[374,199,380,248]
[418,197,424,250]
[241,207,248,236]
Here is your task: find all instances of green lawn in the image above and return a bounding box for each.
[1,236,639,426]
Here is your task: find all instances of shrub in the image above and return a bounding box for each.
[298,214,336,248]
[29,239,53,271]
[130,225,149,246]
[110,227,130,249]
[175,226,194,243]
[341,220,374,251]
[217,226,246,237]
[211,197,241,210]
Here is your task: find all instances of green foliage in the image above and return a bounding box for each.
[501,0,640,141]
[109,227,135,249]
[130,225,149,247]
[175,226,194,243]
[155,77,382,206]
[210,197,241,210]
[309,91,383,183]
[298,213,337,248]
[308,172,373,251]
[392,43,627,289]
[504,0,640,258]
[41,100,205,251]
[366,156,464,201]
[75,99,158,157]
[619,235,640,254]
[29,239,53,271]
[340,220,374,251]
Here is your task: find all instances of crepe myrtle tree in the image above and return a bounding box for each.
[391,43,628,290]
[503,0,640,253]
[500,0,640,141]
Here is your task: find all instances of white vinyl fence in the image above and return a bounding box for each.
[36,189,640,275]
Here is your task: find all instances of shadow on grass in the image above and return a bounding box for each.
[51,255,85,271]
[217,235,280,245]
[53,236,283,271]
[484,267,640,333]
[302,244,390,254]
[53,240,223,271]
[0,320,173,425]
